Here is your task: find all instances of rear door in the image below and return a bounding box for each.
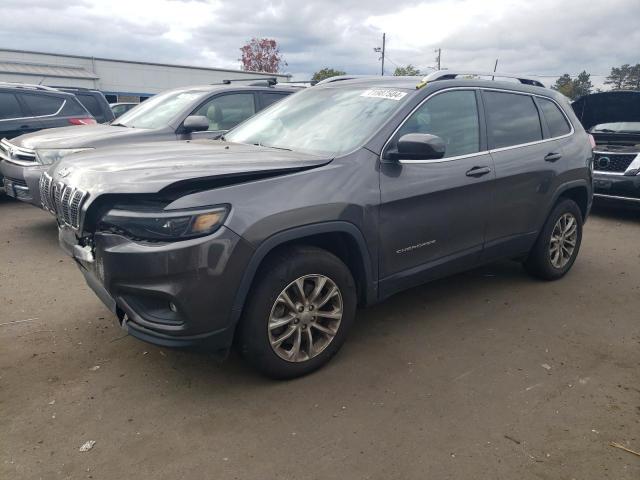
[482,89,565,259]
[0,91,40,138]
[19,92,69,131]
[379,89,494,293]
[184,92,257,139]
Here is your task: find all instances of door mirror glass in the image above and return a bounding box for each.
[392,133,446,160]
[183,115,210,133]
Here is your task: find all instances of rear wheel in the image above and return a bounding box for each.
[524,198,583,280]
[238,246,357,379]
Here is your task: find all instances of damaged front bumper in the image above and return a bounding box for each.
[59,225,255,350]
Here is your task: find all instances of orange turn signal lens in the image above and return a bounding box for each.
[192,211,225,233]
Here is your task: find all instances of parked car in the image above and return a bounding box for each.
[0,83,95,197]
[1,83,295,205]
[572,90,640,204]
[110,102,138,118]
[44,71,593,378]
[52,86,115,124]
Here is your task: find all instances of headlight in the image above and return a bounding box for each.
[36,148,94,165]
[99,205,229,241]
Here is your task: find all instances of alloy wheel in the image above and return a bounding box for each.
[268,274,343,362]
[549,213,578,268]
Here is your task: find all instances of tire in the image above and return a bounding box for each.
[524,198,583,280]
[238,245,357,379]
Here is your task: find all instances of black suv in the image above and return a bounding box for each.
[52,86,115,124]
[0,83,95,196]
[1,82,295,205]
[46,72,593,378]
[0,83,95,139]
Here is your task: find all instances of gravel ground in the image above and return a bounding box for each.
[1,195,639,480]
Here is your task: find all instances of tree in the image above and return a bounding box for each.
[552,71,593,100]
[311,68,346,83]
[604,64,631,90]
[393,64,421,76]
[240,38,287,73]
[553,74,575,99]
[573,70,593,99]
[623,64,640,90]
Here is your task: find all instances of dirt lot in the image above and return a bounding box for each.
[1,195,639,480]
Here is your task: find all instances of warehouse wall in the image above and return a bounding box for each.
[0,49,290,98]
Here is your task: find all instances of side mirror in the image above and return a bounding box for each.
[182,115,210,133]
[390,133,446,161]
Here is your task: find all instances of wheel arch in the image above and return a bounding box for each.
[554,181,591,220]
[230,221,377,325]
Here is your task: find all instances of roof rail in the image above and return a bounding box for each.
[222,77,277,86]
[421,70,546,88]
[49,85,93,91]
[314,75,380,86]
[0,82,59,92]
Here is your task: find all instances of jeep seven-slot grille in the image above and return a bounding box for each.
[39,173,87,229]
[0,139,37,165]
[593,152,636,173]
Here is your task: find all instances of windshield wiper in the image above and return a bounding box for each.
[110,122,129,127]
[253,142,292,151]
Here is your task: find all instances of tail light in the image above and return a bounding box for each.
[68,117,97,125]
[588,134,596,149]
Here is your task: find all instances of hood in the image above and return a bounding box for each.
[572,91,640,131]
[11,124,153,149]
[49,140,331,197]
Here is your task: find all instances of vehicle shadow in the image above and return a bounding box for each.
[590,201,640,223]
[149,259,530,386]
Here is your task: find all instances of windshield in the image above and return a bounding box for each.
[225,86,412,156]
[591,122,640,134]
[114,89,206,129]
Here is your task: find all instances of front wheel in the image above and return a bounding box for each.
[524,198,583,280]
[238,246,357,379]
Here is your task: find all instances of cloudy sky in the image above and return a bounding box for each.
[1,0,639,86]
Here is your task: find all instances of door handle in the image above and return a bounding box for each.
[19,125,30,129]
[465,166,491,177]
[544,152,562,162]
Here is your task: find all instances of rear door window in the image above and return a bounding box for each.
[484,91,543,149]
[537,97,572,138]
[395,90,480,158]
[0,92,24,119]
[192,93,256,131]
[20,94,64,116]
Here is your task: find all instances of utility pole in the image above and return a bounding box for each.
[492,58,499,80]
[435,48,441,70]
[381,33,386,76]
[374,33,386,76]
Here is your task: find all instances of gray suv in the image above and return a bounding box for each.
[1,83,294,205]
[45,72,593,378]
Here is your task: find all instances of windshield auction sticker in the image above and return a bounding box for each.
[360,89,408,101]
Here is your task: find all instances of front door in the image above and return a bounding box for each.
[379,89,494,295]
[184,92,257,140]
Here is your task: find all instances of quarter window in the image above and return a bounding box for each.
[262,92,289,108]
[193,93,256,131]
[0,93,23,119]
[395,90,480,158]
[484,91,542,149]
[20,94,64,116]
[538,97,571,137]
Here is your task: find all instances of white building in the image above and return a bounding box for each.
[0,49,290,103]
